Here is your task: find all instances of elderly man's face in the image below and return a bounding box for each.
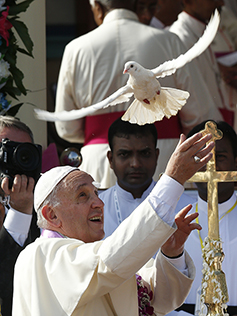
[54,170,105,243]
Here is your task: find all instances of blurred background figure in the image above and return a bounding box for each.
[150,0,183,29]
[224,0,237,17]
[211,5,237,110]
[169,0,236,128]
[134,0,158,25]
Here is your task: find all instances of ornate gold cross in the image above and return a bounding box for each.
[189,121,237,239]
[188,121,237,315]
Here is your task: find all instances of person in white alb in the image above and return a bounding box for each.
[12,131,214,316]
[172,120,237,316]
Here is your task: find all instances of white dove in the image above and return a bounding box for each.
[35,9,220,125]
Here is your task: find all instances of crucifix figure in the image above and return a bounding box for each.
[188,121,237,316]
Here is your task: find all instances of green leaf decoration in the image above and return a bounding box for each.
[8,0,35,15]
[9,19,34,56]
[10,65,27,94]
[0,0,35,115]
[17,46,33,57]
[6,103,24,116]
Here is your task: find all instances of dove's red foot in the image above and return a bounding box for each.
[143,99,150,104]
[156,90,160,95]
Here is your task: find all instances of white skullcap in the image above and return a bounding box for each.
[34,165,78,211]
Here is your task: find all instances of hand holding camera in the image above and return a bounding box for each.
[0,138,42,214]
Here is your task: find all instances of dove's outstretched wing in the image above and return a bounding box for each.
[34,85,133,122]
[151,9,220,79]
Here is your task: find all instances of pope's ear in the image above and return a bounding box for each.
[107,151,114,170]
[41,205,61,228]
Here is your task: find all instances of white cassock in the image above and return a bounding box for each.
[12,175,196,316]
[55,9,222,189]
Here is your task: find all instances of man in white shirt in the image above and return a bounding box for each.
[173,120,237,316]
[100,118,196,237]
[0,116,40,316]
[13,131,214,316]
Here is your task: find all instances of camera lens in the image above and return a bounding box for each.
[13,143,40,171]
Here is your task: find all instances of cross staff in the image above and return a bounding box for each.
[188,121,237,240]
[188,121,237,314]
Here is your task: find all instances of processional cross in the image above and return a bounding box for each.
[188,121,237,316]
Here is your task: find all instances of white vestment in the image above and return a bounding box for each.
[55,9,222,189]
[12,175,195,316]
[99,180,156,237]
[169,12,234,114]
[178,193,237,307]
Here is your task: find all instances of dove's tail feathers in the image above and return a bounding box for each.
[160,87,190,117]
[122,87,189,125]
[153,9,220,78]
[122,99,165,125]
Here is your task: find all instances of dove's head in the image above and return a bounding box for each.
[123,61,140,75]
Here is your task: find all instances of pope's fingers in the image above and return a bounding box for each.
[179,132,212,154]
[175,204,192,219]
[177,133,187,147]
[195,140,214,159]
[175,209,198,227]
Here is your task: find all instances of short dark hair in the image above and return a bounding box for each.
[187,120,237,158]
[108,117,157,151]
[96,0,136,10]
[0,115,34,143]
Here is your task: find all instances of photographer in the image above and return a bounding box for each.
[0,116,41,316]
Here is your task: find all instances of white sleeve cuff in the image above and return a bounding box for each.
[4,207,32,246]
[162,251,188,276]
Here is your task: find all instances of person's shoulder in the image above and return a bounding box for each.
[64,26,102,52]
[169,12,192,40]
[99,186,115,200]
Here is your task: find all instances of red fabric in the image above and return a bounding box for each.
[41,143,60,173]
[84,112,182,146]
[219,108,234,127]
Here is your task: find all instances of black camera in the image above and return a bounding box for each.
[0,138,42,189]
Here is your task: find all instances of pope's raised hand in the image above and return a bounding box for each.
[161,204,202,258]
[165,132,214,185]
